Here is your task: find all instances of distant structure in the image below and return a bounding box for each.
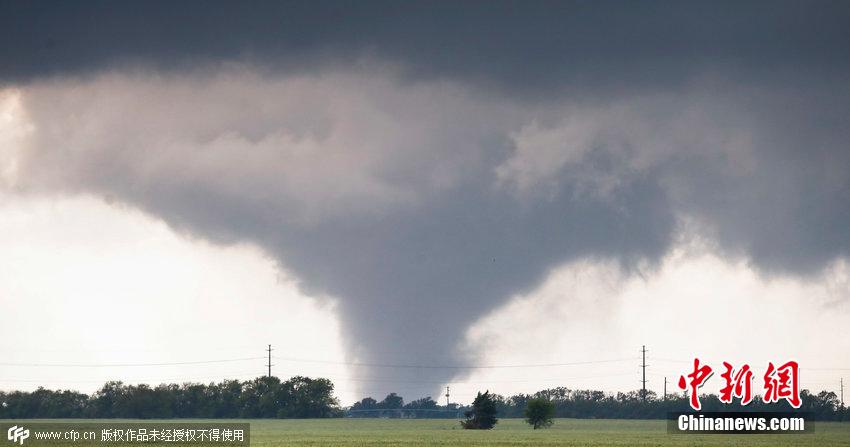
[266,344,273,377]
[640,345,648,403]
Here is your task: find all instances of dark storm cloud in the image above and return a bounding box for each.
[3,0,850,94]
[664,83,850,275]
[3,1,850,396]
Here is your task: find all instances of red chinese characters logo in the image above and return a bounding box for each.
[677,358,713,411]
[679,358,801,411]
[763,360,801,408]
[719,361,754,405]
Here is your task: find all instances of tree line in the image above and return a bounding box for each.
[349,388,848,421]
[348,393,466,418]
[488,388,848,421]
[2,377,846,421]
[0,376,342,419]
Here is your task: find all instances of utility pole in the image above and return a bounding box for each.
[266,344,273,378]
[640,345,648,403]
[445,386,450,407]
[841,378,845,408]
[664,377,667,401]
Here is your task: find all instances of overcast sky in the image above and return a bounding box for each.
[1,1,849,405]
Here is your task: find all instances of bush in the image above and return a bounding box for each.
[461,391,498,429]
[525,397,555,429]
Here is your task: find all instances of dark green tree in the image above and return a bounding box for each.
[280,376,341,418]
[405,396,438,409]
[380,392,404,409]
[351,397,377,410]
[525,397,555,429]
[461,391,498,429]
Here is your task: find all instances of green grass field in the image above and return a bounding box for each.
[246,418,849,446]
[7,418,848,446]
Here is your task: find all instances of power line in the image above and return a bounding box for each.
[3,350,844,403]
[649,370,839,384]
[4,352,846,371]
[653,357,850,371]
[0,344,263,353]
[0,357,265,367]
[272,356,640,369]
[0,371,264,384]
[309,372,637,385]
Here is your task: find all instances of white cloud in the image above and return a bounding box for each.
[0,89,34,187]
[0,192,362,403]
[459,244,850,398]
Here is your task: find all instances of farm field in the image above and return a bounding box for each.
[5,418,849,446]
[247,418,849,446]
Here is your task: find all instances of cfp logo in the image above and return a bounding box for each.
[6,426,29,445]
